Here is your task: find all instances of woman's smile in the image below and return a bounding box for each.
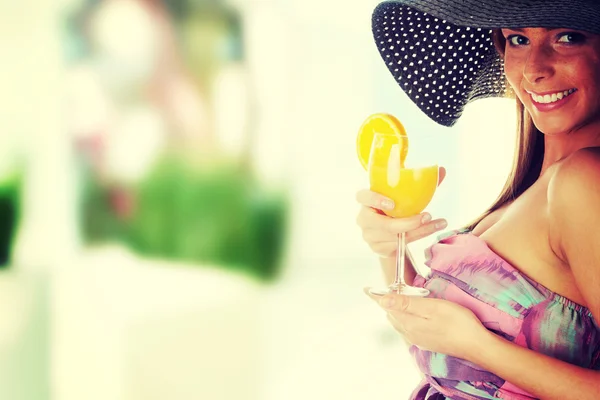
[526,88,577,112]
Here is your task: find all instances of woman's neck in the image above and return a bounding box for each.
[540,126,600,175]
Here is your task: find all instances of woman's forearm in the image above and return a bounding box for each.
[379,250,417,286]
[471,331,600,400]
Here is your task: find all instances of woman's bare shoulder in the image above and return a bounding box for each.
[547,147,600,253]
[546,146,600,255]
[549,147,600,199]
[565,146,600,165]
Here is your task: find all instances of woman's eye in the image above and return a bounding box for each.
[557,32,586,44]
[507,35,529,46]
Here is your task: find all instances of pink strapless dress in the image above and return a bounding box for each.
[409,230,600,400]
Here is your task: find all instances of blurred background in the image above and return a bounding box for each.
[0,0,516,399]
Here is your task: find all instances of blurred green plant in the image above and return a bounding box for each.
[0,176,21,268]
[80,156,289,282]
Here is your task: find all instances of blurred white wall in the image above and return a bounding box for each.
[1,0,79,270]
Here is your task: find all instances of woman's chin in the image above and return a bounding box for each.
[531,116,574,137]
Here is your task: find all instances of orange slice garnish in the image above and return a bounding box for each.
[356,113,408,170]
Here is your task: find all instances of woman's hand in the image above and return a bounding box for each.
[365,290,491,360]
[355,167,448,258]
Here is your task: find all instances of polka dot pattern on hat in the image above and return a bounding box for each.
[372,4,512,127]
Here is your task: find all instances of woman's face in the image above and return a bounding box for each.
[501,27,600,136]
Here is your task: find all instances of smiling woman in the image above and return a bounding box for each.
[355,1,600,400]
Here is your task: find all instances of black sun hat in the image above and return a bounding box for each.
[372,0,600,127]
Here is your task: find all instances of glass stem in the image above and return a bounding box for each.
[393,232,406,292]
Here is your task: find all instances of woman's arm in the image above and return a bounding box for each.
[371,292,600,400]
[470,332,600,400]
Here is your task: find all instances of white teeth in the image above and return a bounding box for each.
[531,89,576,104]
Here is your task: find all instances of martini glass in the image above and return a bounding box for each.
[368,132,438,296]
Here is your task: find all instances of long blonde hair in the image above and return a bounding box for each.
[466,29,545,230]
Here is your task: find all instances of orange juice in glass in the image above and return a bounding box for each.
[369,155,438,218]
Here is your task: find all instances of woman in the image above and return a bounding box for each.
[356,1,600,399]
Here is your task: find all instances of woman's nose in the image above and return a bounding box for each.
[523,45,555,84]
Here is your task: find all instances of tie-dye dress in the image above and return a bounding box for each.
[410,229,600,400]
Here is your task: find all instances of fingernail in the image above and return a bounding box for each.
[421,213,432,224]
[435,220,448,229]
[379,296,395,308]
[381,199,394,210]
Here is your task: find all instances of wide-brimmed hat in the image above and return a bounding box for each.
[372,0,600,127]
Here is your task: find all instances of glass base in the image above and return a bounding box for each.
[369,284,429,297]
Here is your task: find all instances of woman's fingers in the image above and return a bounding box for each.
[386,213,430,233]
[362,217,444,242]
[403,219,448,242]
[356,206,387,229]
[355,188,448,255]
[357,206,447,240]
[355,189,395,211]
[361,220,446,258]
[356,205,428,231]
